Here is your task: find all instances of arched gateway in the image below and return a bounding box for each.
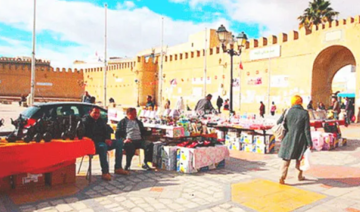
[312,45,356,107]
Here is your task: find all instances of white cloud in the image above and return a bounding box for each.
[172,0,359,37]
[0,0,226,67]
[116,1,136,10]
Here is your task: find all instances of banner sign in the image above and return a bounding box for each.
[250,45,280,61]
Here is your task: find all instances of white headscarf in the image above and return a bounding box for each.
[175,96,185,111]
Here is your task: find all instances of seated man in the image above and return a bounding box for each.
[116,107,154,170]
[82,107,129,181]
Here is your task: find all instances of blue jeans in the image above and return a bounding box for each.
[95,139,123,174]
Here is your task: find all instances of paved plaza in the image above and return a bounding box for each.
[1,103,360,212]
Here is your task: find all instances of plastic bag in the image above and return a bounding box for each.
[300,148,311,171]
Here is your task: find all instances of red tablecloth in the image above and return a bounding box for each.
[0,137,95,178]
[310,119,346,128]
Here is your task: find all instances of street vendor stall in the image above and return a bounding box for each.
[0,138,95,183]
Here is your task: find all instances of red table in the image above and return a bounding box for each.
[310,119,347,129]
[0,138,95,178]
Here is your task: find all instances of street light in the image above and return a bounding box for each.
[135,79,140,107]
[216,24,247,114]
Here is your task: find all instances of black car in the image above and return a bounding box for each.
[21,102,108,126]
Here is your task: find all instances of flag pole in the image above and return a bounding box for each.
[158,17,164,108]
[30,0,37,105]
[203,28,207,96]
[103,3,108,107]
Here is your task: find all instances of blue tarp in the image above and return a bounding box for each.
[337,92,355,98]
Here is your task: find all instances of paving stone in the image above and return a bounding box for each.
[70,202,87,210]
[64,197,79,204]
[229,207,247,212]
[50,200,66,206]
[55,204,73,212]
[104,203,120,209]
[37,202,51,209]
[121,201,136,209]
[219,203,232,209]
[131,207,145,212]
[114,196,127,202]
[152,203,167,209]
[99,200,113,205]
[78,209,95,212]
[20,207,37,212]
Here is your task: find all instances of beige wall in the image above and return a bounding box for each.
[84,15,360,121]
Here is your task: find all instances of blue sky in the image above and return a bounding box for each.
[0,0,358,67]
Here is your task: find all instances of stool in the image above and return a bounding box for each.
[77,151,111,183]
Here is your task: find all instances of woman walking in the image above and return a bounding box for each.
[277,95,312,184]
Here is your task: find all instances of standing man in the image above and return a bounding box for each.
[82,91,92,103]
[345,97,354,124]
[216,96,224,113]
[331,96,340,120]
[259,101,265,118]
[82,107,129,181]
[146,95,155,109]
[116,108,154,170]
[195,94,217,115]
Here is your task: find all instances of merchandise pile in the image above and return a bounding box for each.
[5,115,85,143]
[225,130,276,154]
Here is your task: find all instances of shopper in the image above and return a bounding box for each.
[259,101,265,118]
[146,95,154,109]
[116,108,154,171]
[194,94,217,115]
[270,101,277,116]
[82,107,129,181]
[82,91,92,103]
[277,95,312,184]
[216,96,224,113]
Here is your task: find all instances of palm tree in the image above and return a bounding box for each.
[298,0,339,30]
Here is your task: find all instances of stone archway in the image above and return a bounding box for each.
[311,45,356,108]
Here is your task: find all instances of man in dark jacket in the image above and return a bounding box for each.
[116,107,154,170]
[216,96,223,113]
[83,107,129,181]
[259,101,265,118]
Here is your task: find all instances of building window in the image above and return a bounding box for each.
[180,54,183,60]
[191,52,194,58]
[185,53,188,59]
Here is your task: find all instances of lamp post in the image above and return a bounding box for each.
[135,79,140,107]
[216,25,247,114]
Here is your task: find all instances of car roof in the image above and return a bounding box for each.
[33,102,106,109]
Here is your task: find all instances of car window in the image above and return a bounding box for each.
[81,105,107,122]
[81,105,92,117]
[100,109,107,122]
[21,106,40,118]
[56,106,80,117]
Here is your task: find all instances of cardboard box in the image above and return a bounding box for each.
[165,127,184,138]
[160,146,178,171]
[311,131,324,151]
[13,173,45,189]
[322,133,336,150]
[45,164,76,186]
[0,176,12,192]
[242,144,255,152]
[176,148,196,174]
[240,132,254,144]
[152,141,165,167]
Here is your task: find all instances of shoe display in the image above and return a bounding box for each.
[177,141,190,147]
[186,141,199,148]
[115,168,130,175]
[101,173,112,181]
